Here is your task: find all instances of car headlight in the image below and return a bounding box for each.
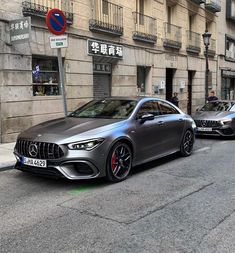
[67,138,104,151]
[220,118,232,125]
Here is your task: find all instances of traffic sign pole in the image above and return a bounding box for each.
[46,9,68,116]
[57,48,68,116]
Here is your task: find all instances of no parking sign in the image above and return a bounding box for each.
[46,9,67,35]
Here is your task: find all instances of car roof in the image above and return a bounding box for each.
[101,96,170,103]
[208,100,235,103]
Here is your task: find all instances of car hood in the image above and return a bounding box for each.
[193,111,234,120]
[18,117,126,143]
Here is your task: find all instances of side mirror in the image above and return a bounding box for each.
[139,113,155,123]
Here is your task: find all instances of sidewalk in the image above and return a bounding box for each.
[0,142,16,170]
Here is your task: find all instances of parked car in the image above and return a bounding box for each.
[14,97,195,182]
[193,100,235,137]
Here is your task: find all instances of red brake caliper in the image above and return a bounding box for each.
[111,153,117,171]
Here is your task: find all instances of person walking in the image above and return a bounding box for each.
[171,92,179,107]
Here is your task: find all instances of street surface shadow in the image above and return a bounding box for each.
[195,135,235,141]
[130,152,180,176]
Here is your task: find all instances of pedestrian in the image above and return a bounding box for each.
[207,90,218,102]
[171,92,179,107]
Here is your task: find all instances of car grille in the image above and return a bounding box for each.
[15,140,64,159]
[194,120,222,128]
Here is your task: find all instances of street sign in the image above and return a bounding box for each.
[46,9,67,35]
[50,35,68,49]
[9,17,31,44]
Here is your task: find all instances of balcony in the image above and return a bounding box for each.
[186,31,201,54]
[205,0,221,13]
[89,0,123,36]
[132,12,157,44]
[22,0,73,24]
[204,38,216,57]
[226,0,235,23]
[190,0,205,4]
[163,23,182,50]
[166,0,179,7]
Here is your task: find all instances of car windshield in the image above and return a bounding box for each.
[69,99,138,119]
[200,101,234,112]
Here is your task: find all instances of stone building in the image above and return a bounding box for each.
[216,0,235,100]
[0,0,221,143]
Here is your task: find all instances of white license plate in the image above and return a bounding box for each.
[22,157,47,168]
[197,127,212,132]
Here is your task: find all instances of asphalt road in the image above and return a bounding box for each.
[1,137,235,253]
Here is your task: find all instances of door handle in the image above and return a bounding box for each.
[178,118,184,122]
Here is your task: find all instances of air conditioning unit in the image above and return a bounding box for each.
[159,80,165,89]
[226,50,233,58]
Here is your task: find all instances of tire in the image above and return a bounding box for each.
[180,129,194,157]
[106,142,132,183]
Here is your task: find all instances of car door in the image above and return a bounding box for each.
[158,101,185,152]
[133,100,167,164]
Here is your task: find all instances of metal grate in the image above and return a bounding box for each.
[15,140,64,159]
[195,120,222,127]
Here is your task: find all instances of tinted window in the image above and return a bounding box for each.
[137,101,161,118]
[158,101,179,115]
[69,99,137,119]
[200,101,234,111]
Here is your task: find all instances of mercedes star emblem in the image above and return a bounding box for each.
[29,143,38,157]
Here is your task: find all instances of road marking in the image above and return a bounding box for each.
[194,147,210,153]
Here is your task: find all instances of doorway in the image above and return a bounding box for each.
[93,74,111,98]
[165,68,174,101]
[188,71,195,115]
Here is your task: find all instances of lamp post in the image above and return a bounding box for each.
[202,30,211,103]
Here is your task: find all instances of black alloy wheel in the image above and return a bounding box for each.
[180,129,194,157]
[106,142,132,183]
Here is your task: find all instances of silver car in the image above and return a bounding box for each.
[14,97,195,182]
[193,100,235,137]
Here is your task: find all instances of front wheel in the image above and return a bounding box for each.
[180,130,194,157]
[106,142,132,183]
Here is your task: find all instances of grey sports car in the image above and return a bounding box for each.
[193,100,235,137]
[14,97,195,182]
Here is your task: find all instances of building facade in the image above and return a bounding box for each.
[0,0,221,143]
[217,0,235,100]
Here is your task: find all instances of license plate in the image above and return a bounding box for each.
[22,157,47,168]
[197,127,212,132]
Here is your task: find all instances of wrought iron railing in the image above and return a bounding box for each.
[22,0,74,24]
[190,0,205,4]
[186,30,201,53]
[205,0,221,12]
[132,12,157,43]
[163,22,182,49]
[89,0,123,36]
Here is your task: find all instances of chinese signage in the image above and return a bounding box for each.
[222,70,235,78]
[9,17,31,44]
[93,63,111,74]
[50,35,68,49]
[87,39,123,58]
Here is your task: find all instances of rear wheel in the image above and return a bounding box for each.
[106,142,132,183]
[180,129,194,156]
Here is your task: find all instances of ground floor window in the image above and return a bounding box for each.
[32,56,59,96]
[221,77,235,100]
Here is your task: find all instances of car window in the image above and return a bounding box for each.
[69,99,137,119]
[200,101,233,111]
[136,101,161,118]
[158,101,180,115]
[229,104,235,112]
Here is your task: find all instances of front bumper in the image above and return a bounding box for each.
[14,150,104,180]
[195,126,235,137]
